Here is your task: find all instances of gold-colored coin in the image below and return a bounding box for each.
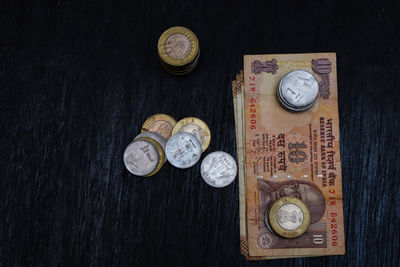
[172,117,211,152]
[141,114,177,140]
[135,137,165,177]
[268,196,310,238]
[157,26,199,67]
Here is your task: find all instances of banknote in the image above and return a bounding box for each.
[234,53,345,259]
[232,71,248,255]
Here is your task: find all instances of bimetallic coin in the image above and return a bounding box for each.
[172,117,211,152]
[135,137,165,177]
[268,196,311,238]
[141,114,177,140]
[278,70,319,112]
[165,132,202,169]
[200,151,237,188]
[157,26,199,67]
[123,139,160,177]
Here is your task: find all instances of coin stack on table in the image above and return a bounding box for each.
[157,26,200,75]
[123,114,237,188]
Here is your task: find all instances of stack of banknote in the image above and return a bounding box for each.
[232,53,345,259]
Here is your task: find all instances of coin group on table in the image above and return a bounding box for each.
[123,114,237,188]
[158,26,200,75]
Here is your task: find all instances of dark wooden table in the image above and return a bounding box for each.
[1,0,399,266]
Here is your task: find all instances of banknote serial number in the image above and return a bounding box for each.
[249,97,257,129]
[248,76,257,130]
[329,211,339,246]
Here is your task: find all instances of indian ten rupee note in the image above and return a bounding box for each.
[243,53,345,258]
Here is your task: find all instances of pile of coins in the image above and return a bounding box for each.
[277,70,319,112]
[157,26,200,75]
[123,114,237,188]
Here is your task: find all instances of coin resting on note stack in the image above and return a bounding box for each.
[123,114,237,188]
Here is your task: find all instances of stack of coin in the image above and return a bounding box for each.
[157,26,200,75]
[123,136,165,177]
[123,114,176,177]
[277,70,319,112]
[265,196,311,238]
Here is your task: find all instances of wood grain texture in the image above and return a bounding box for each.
[0,0,399,266]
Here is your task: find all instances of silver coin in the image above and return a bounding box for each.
[134,132,167,151]
[278,70,318,111]
[277,88,315,112]
[179,124,204,144]
[165,132,202,169]
[277,79,315,111]
[134,132,167,163]
[123,139,159,176]
[276,203,304,230]
[200,151,237,188]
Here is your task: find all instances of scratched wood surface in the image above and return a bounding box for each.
[1,0,399,266]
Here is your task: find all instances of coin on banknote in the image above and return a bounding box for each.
[123,137,164,177]
[200,151,237,188]
[172,117,211,152]
[165,132,202,169]
[268,196,311,238]
[278,70,319,112]
[141,114,177,140]
[134,132,167,163]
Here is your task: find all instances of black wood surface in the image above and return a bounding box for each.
[1,0,399,266]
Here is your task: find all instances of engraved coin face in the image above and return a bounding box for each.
[141,114,177,140]
[171,117,211,152]
[200,151,237,188]
[157,26,199,67]
[268,196,311,238]
[179,124,204,144]
[135,132,167,151]
[148,121,173,139]
[165,33,192,60]
[134,132,167,164]
[165,132,202,169]
[276,203,304,230]
[123,139,159,176]
[278,70,318,111]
